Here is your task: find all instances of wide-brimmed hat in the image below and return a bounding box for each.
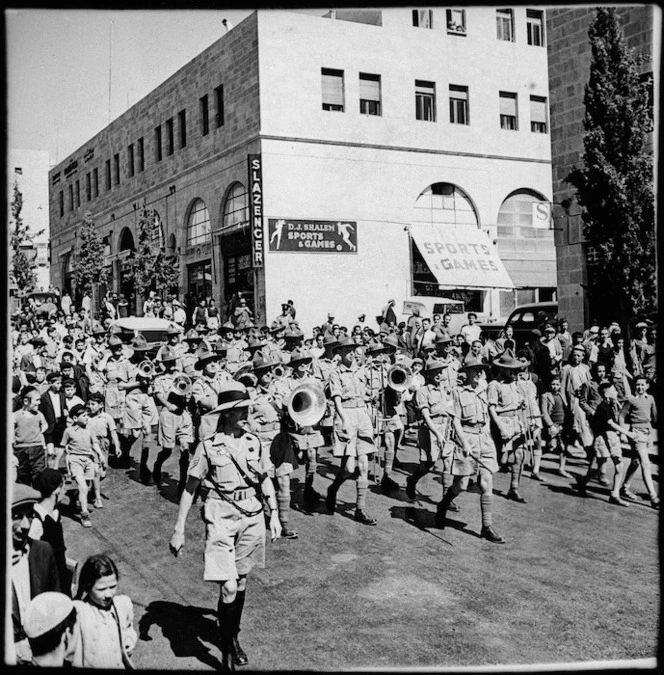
[194,343,222,370]
[247,336,267,350]
[381,334,399,351]
[109,324,123,336]
[159,346,179,363]
[108,335,124,349]
[323,335,340,352]
[92,324,106,336]
[269,321,286,334]
[166,324,181,336]
[423,357,447,374]
[184,329,202,343]
[435,334,454,345]
[460,354,490,372]
[332,336,362,353]
[289,348,313,367]
[252,354,277,373]
[366,338,388,355]
[284,325,304,340]
[493,348,528,369]
[210,382,252,414]
[221,321,235,332]
[11,482,40,510]
[130,334,151,351]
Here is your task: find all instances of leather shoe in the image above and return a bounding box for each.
[573,475,588,496]
[354,509,377,526]
[506,489,527,503]
[220,650,236,671]
[608,495,629,508]
[481,526,506,544]
[405,475,416,500]
[620,487,638,501]
[303,487,320,511]
[281,527,298,539]
[325,488,337,514]
[380,475,400,494]
[231,637,248,666]
[447,501,461,513]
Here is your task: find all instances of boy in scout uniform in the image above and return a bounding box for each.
[487,349,528,503]
[151,347,194,489]
[405,357,459,513]
[435,356,505,543]
[325,336,378,525]
[169,382,281,671]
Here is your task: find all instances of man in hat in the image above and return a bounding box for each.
[11,482,61,664]
[264,322,287,364]
[282,324,305,353]
[487,349,528,502]
[274,303,293,330]
[220,321,246,372]
[156,324,186,369]
[169,381,281,670]
[192,343,227,447]
[22,591,78,666]
[150,346,194,488]
[325,336,378,525]
[233,296,254,330]
[434,335,460,394]
[98,334,132,434]
[39,372,68,471]
[311,334,340,445]
[435,356,505,543]
[181,328,203,377]
[516,355,544,481]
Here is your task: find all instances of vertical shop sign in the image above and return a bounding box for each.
[248,154,264,267]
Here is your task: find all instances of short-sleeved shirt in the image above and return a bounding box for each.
[87,412,117,444]
[486,379,522,415]
[451,385,489,426]
[192,376,223,414]
[189,431,272,493]
[460,323,481,345]
[62,425,97,457]
[13,409,47,447]
[328,363,366,403]
[415,383,448,420]
[152,372,177,405]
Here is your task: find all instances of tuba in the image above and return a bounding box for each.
[234,363,258,388]
[287,383,326,427]
[137,360,156,380]
[387,363,413,392]
[168,374,193,403]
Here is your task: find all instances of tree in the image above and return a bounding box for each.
[9,180,42,294]
[127,200,180,312]
[73,212,109,315]
[565,7,655,331]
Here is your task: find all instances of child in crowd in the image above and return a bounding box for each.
[63,379,85,419]
[62,404,104,527]
[516,358,544,481]
[13,386,48,486]
[87,393,121,480]
[540,375,570,477]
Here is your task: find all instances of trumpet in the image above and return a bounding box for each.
[287,383,326,427]
[137,359,156,380]
[168,374,193,403]
[387,363,413,392]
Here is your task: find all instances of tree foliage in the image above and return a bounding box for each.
[9,180,41,293]
[73,212,109,306]
[565,7,655,328]
[128,200,180,309]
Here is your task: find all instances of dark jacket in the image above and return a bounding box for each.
[39,390,68,446]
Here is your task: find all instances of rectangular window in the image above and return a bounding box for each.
[86,173,91,201]
[166,118,174,155]
[359,73,381,116]
[113,153,120,185]
[446,8,466,34]
[530,95,548,133]
[138,137,144,172]
[59,191,64,217]
[105,159,111,190]
[499,91,518,130]
[527,9,545,46]
[75,180,80,207]
[200,95,209,136]
[69,184,74,212]
[179,110,187,148]
[215,85,224,127]
[496,8,514,41]
[321,68,344,112]
[93,168,99,197]
[155,125,163,161]
[415,80,436,121]
[449,85,469,124]
[128,143,135,177]
[412,9,433,28]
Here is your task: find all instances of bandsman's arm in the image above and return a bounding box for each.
[254,434,281,541]
[450,389,471,456]
[328,369,348,433]
[415,387,445,447]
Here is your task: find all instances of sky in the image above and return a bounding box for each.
[5,8,270,165]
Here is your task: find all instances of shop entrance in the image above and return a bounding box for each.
[188,260,212,304]
[220,229,254,321]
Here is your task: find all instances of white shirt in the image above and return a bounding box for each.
[12,550,31,626]
[48,390,62,418]
[460,323,482,345]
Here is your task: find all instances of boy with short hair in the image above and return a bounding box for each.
[540,375,570,477]
[87,393,121,481]
[61,404,103,527]
[13,387,48,486]
[62,379,85,418]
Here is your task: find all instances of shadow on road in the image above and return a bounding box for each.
[138,600,223,670]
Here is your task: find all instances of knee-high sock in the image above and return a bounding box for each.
[277,492,290,526]
[330,468,351,493]
[439,481,463,508]
[480,494,493,528]
[153,447,172,475]
[383,444,395,477]
[140,445,151,470]
[411,462,432,486]
[441,472,454,500]
[217,596,238,653]
[356,478,369,510]
[234,590,246,637]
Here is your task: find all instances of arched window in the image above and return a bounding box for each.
[186,199,211,246]
[119,227,135,252]
[223,183,249,229]
[413,182,478,226]
[497,189,547,228]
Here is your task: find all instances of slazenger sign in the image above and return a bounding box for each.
[267,219,358,253]
[248,154,264,268]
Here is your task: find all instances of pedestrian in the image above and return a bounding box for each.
[173,299,187,326]
[13,386,48,486]
[169,381,281,670]
[71,554,138,669]
[540,375,571,477]
[60,291,72,317]
[143,290,157,318]
[23,592,78,667]
[39,372,68,471]
[206,298,221,332]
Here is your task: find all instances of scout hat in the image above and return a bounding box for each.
[210,382,252,413]
[269,321,286,334]
[493,348,528,369]
[130,334,151,352]
[460,354,490,371]
[284,325,304,341]
[381,334,399,351]
[247,336,267,351]
[423,357,447,374]
[184,329,202,343]
[92,323,106,336]
[252,353,276,373]
[159,346,178,363]
[194,342,222,370]
[332,336,361,353]
[221,321,235,333]
[366,338,389,355]
[166,324,181,336]
[109,324,123,336]
[108,335,124,350]
[12,482,40,511]
[435,334,454,345]
[23,592,76,641]
[323,335,340,352]
[289,348,313,367]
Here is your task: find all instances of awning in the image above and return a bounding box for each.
[410,223,515,290]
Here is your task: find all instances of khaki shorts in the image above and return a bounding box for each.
[68,454,97,480]
[594,431,621,459]
[332,407,375,458]
[124,391,158,432]
[451,429,499,477]
[418,422,446,464]
[158,409,194,448]
[201,498,266,582]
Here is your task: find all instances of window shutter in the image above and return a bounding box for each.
[499,94,516,116]
[322,70,344,106]
[531,97,547,123]
[359,76,380,102]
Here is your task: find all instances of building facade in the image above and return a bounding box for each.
[546,5,656,331]
[9,149,51,292]
[49,8,555,333]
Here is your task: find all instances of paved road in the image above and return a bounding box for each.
[61,435,659,670]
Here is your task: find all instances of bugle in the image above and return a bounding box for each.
[287,383,326,427]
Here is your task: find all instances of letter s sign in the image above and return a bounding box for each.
[532,202,552,229]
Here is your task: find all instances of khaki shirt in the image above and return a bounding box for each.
[486,379,523,416]
[415,383,448,420]
[451,385,489,426]
[328,363,367,404]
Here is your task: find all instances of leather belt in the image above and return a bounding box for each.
[342,401,365,409]
[208,487,256,502]
[257,421,280,432]
[462,421,487,427]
